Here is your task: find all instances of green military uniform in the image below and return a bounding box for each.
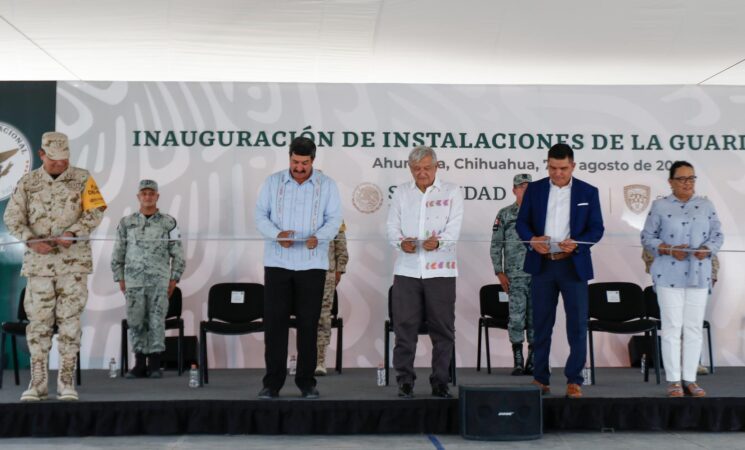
[111,209,185,355]
[491,202,534,344]
[3,132,106,401]
[315,224,348,374]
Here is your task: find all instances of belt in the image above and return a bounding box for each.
[542,252,572,261]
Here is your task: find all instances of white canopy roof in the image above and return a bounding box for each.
[1,0,744,84]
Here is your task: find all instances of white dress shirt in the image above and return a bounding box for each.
[545,178,572,253]
[386,177,464,278]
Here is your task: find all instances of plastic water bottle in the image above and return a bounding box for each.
[108,358,117,378]
[582,366,592,385]
[188,364,200,388]
[288,354,297,376]
[640,353,647,375]
[377,363,385,386]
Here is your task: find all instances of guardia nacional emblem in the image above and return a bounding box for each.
[0,122,32,201]
[624,184,651,214]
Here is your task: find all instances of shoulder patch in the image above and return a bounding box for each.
[169,225,181,241]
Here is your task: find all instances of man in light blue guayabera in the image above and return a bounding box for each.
[255,137,342,400]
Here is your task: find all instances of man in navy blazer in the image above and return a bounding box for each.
[516,143,604,398]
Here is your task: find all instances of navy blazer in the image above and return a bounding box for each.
[515,177,604,281]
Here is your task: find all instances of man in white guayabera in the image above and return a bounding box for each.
[386,146,464,399]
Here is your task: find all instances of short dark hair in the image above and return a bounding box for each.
[289,137,316,160]
[547,143,574,161]
[669,160,693,180]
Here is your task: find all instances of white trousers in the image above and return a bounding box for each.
[657,287,708,383]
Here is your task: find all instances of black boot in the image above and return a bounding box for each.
[147,353,163,378]
[126,353,148,378]
[511,343,524,376]
[524,345,535,376]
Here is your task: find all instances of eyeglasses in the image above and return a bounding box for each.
[672,176,697,184]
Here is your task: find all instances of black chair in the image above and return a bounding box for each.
[0,288,81,389]
[643,286,714,374]
[588,282,661,385]
[288,289,344,374]
[384,286,456,386]
[120,287,185,376]
[476,284,510,373]
[199,282,264,386]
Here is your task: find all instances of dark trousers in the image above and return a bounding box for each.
[392,275,456,386]
[530,258,588,386]
[263,267,325,391]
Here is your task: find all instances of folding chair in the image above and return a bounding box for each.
[199,283,264,385]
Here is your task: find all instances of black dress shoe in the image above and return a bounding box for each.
[431,384,452,398]
[398,383,414,398]
[257,387,279,399]
[300,386,319,399]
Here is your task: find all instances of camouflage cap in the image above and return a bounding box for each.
[138,179,158,192]
[513,173,532,186]
[40,131,70,160]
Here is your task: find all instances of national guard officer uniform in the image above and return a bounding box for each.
[111,180,185,378]
[490,173,534,375]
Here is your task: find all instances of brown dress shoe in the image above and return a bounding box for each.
[566,383,583,398]
[531,379,550,395]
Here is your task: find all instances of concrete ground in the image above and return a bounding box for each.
[1,432,744,449]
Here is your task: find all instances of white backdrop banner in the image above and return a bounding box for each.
[51,82,745,370]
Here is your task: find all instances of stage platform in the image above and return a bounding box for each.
[2,367,745,437]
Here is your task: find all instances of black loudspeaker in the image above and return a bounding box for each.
[459,385,542,441]
[163,336,198,371]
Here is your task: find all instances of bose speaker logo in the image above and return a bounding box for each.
[498,411,515,417]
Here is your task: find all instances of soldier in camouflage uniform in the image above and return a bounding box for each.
[314,223,349,376]
[490,173,534,376]
[111,180,185,379]
[3,132,106,401]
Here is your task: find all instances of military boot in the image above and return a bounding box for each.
[20,356,48,402]
[126,353,148,378]
[147,353,162,378]
[524,345,535,376]
[315,348,327,376]
[511,343,524,376]
[57,355,78,401]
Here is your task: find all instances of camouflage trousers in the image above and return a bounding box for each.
[508,276,534,345]
[316,271,336,365]
[24,274,88,359]
[125,285,168,354]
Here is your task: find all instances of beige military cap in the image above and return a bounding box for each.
[41,131,70,160]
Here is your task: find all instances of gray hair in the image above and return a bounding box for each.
[408,146,437,165]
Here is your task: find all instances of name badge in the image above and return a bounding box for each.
[231,291,245,304]
[606,291,621,303]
